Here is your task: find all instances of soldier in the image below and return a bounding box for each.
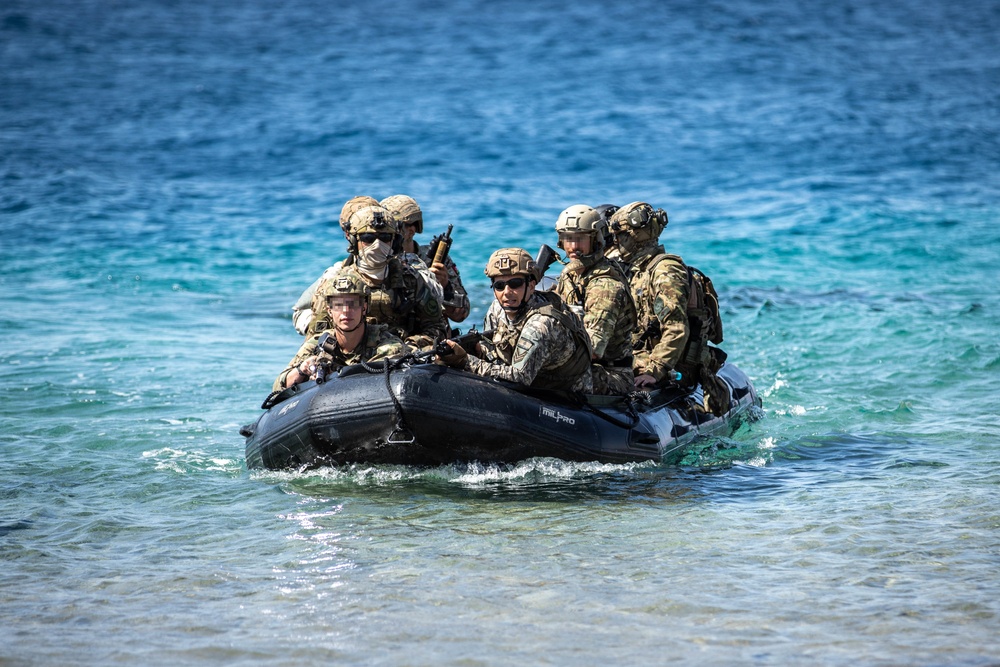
[438,248,593,393]
[274,268,408,391]
[305,205,449,347]
[380,194,471,323]
[554,204,637,395]
[292,195,379,334]
[610,202,730,415]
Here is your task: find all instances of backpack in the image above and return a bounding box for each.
[685,265,724,345]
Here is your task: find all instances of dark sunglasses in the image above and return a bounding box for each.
[492,277,527,291]
[357,232,395,244]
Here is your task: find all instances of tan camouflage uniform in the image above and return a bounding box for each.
[468,292,592,393]
[273,323,407,392]
[306,256,448,346]
[415,241,470,322]
[627,244,691,383]
[556,256,636,395]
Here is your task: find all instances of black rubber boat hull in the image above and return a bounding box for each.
[241,364,760,470]
[242,362,761,470]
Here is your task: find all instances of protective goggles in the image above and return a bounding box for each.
[357,232,395,244]
[492,277,527,291]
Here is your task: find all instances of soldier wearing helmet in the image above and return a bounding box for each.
[273,268,408,391]
[554,204,637,395]
[291,195,380,335]
[381,194,471,324]
[610,202,729,414]
[304,205,449,347]
[437,248,593,393]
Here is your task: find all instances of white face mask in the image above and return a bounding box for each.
[356,239,392,280]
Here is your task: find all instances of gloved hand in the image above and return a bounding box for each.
[435,340,467,368]
[406,334,436,350]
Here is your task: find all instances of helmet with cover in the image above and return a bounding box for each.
[554,204,607,254]
[484,247,538,281]
[320,267,371,304]
[339,196,379,236]
[380,194,423,235]
[609,201,668,259]
[348,204,400,255]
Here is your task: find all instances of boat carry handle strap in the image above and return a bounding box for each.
[361,355,417,446]
[580,390,652,430]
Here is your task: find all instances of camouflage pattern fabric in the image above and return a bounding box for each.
[466,292,592,393]
[306,256,448,345]
[590,364,635,396]
[272,323,408,392]
[556,255,636,395]
[399,250,445,304]
[627,244,691,383]
[415,241,470,322]
[556,255,636,394]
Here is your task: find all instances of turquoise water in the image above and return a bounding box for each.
[3,0,999,664]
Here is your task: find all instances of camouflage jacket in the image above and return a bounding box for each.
[628,245,690,383]
[272,323,407,392]
[398,250,445,305]
[468,291,592,393]
[556,255,636,366]
[414,241,470,322]
[306,256,449,344]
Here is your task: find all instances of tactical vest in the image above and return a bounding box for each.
[311,258,420,338]
[559,256,636,366]
[318,323,394,369]
[633,253,725,378]
[493,291,593,391]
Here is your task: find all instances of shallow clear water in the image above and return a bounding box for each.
[2,0,999,664]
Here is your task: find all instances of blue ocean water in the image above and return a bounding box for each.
[2,0,999,664]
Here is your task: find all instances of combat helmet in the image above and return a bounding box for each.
[609,201,668,260]
[339,196,379,236]
[554,204,608,254]
[380,194,423,234]
[348,204,401,254]
[594,204,619,250]
[320,267,371,306]
[484,247,538,281]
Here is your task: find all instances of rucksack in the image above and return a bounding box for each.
[685,265,724,345]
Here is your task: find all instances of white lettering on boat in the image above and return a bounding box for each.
[539,406,576,426]
[277,399,300,417]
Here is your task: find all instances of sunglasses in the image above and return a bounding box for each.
[357,232,395,244]
[492,277,527,291]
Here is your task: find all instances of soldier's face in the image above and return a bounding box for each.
[560,232,592,259]
[401,222,417,244]
[328,296,366,332]
[493,274,534,312]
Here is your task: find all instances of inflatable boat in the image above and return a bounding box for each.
[241,359,762,470]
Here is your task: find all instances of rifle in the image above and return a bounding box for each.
[428,224,454,266]
[311,332,338,384]
[534,243,563,278]
[413,327,496,363]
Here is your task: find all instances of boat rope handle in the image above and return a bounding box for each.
[361,356,417,446]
